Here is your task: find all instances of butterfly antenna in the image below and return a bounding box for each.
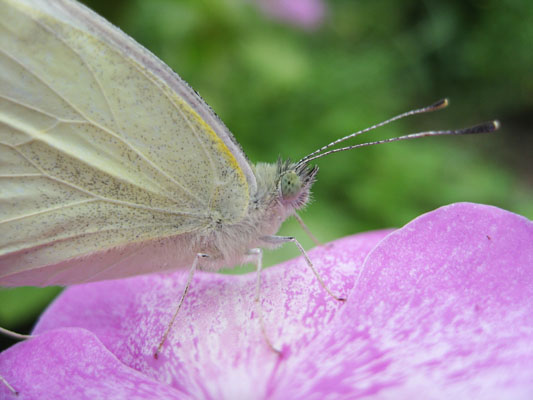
[297,98,450,166]
[299,120,500,165]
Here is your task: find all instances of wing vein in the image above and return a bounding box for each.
[1,142,208,218]
[0,93,86,124]
[0,173,41,177]
[0,198,98,224]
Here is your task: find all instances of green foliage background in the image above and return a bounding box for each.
[1,0,532,348]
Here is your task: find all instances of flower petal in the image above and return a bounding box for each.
[0,328,188,399]
[256,0,326,29]
[25,230,389,398]
[274,203,533,399]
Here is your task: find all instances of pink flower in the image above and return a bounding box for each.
[255,0,326,29]
[1,203,532,399]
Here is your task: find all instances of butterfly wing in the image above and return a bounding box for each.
[0,0,255,285]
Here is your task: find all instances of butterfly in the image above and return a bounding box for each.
[0,0,498,374]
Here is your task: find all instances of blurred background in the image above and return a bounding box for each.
[1,0,532,351]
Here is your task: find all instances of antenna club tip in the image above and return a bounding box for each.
[431,98,449,111]
[466,120,501,134]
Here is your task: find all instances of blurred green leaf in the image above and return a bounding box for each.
[0,287,62,329]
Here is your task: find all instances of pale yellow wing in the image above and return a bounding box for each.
[0,0,254,284]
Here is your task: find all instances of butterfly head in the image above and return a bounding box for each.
[277,159,318,210]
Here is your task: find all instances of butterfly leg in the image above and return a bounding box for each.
[260,235,346,302]
[293,212,322,246]
[154,253,208,359]
[247,248,280,354]
[0,374,18,396]
[0,327,32,341]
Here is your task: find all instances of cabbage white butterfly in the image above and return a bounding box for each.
[0,0,498,390]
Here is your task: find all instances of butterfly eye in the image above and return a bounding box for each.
[280,171,302,200]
